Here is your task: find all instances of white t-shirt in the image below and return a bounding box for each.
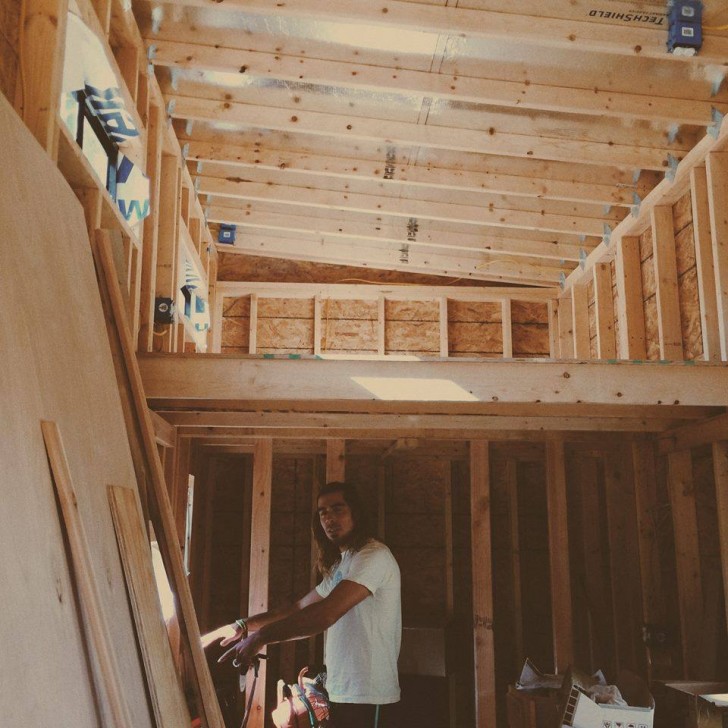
[315,540,401,704]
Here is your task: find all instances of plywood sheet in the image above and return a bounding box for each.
[223,296,250,317]
[322,299,378,320]
[258,318,313,350]
[385,320,440,354]
[512,324,550,357]
[386,299,439,322]
[675,223,697,277]
[679,266,704,361]
[0,94,153,727]
[644,295,660,360]
[322,318,377,352]
[673,191,693,234]
[511,301,548,325]
[221,317,250,348]
[448,300,501,323]
[449,321,503,355]
[258,297,314,319]
[0,0,19,101]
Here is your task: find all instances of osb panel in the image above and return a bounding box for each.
[321,299,378,320]
[218,251,492,286]
[385,320,439,353]
[675,223,697,277]
[449,351,502,359]
[257,318,314,350]
[587,280,595,308]
[511,300,548,324]
[322,318,377,351]
[223,296,250,317]
[448,300,501,323]
[673,191,693,234]
[258,297,314,319]
[386,299,439,322]
[644,295,660,360]
[679,267,704,361]
[639,226,654,263]
[221,317,250,348]
[448,322,503,354]
[512,324,550,356]
[641,254,656,299]
[221,346,247,354]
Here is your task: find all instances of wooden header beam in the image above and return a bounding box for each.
[138,354,728,408]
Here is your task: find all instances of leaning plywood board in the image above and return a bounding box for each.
[0,93,153,726]
[108,485,192,728]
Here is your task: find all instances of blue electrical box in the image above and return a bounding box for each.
[667,0,703,54]
[218,223,237,244]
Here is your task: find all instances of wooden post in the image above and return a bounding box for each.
[138,102,163,352]
[314,295,322,356]
[615,236,647,360]
[667,450,704,678]
[470,441,496,728]
[378,295,386,355]
[249,293,258,354]
[440,297,450,357]
[548,299,558,358]
[604,452,644,674]
[545,438,573,672]
[558,294,574,358]
[705,151,728,359]
[502,298,513,358]
[572,283,590,358]
[651,207,683,361]
[632,440,663,677]
[506,458,524,666]
[712,441,728,655]
[200,461,217,633]
[326,439,346,482]
[690,166,721,361]
[16,0,68,160]
[594,263,616,359]
[247,439,273,728]
[444,461,457,728]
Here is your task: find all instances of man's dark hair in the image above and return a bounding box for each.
[312,481,374,574]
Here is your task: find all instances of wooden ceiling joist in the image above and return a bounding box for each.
[183,139,642,207]
[148,0,728,65]
[168,96,678,171]
[198,176,617,237]
[150,38,726,127]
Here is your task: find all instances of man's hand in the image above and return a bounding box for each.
[200,623,243,649]
[218,632,264,669]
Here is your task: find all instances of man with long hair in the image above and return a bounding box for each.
[203,481,402,728]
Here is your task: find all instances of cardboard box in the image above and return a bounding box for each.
[561,671,655,728]
[660,681,728,728]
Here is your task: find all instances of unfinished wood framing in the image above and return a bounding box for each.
[470,441,496,728]
[706,151,728,359]
[667,450,704,679]
[545,438,573,672]
[714,440,728,641]
[593,263,616,359]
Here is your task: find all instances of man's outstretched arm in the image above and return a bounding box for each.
[219,580,370,666]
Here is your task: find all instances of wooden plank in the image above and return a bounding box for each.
[150,409,176,449]
[545,438,573,672]
[94,233,225,728]
[326,439,346,482]
[572,283,590,359]
[631,440,663,677]
[16,0,67,159]
[690,166,720,361]
[593,263,616,359]
[139,355,728,408]
[502,299,513,358]
[506,458,523,666]
[615,236,647,360]
[658,412,728,454]
[175,97,673,172]
[651,206,683,360]
[313,295,322,356]
[41,421,134,728]
[713,440,728,648]
[470,441,496,728]
[440,298,449,358]
[557,295,574,358]
[377,295,386,355]
[249,293,258,355]
[108,486,192,728]
[246,438,273,728]
[666,450,704,679]
[604,453,643,674]
[548,300,558,358]
[705,151,728,359]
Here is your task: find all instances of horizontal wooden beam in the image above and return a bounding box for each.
[657,412,728,453]
[153,0,728,65]
[214,233,566,285]
[139,354,728,408]
[150,38,725,126]
[183,138,643,207]
[149,408,176,448]
[161,411,682,433]
[170,96,674,170]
